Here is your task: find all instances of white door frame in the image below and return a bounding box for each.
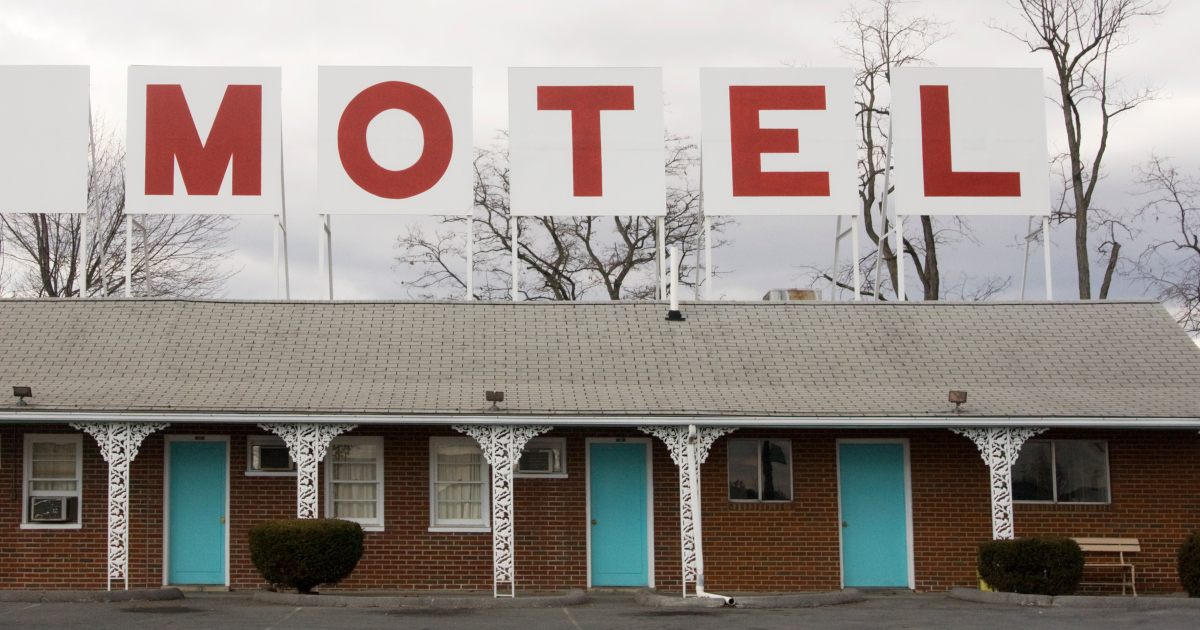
[835,438,915,590]
[585,437,655,589]
[162,434,231,587]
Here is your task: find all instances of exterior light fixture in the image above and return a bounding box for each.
[13,386,32,406]
[949,390,967,412]
[486,391,504,411]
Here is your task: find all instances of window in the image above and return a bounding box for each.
[324,436,383,530]
[23,434,83,528]
[1013,440,1110,504]
[246,436,296,475]
[430,437,490,531]
[514,437,567,478]
[727,438,792,502]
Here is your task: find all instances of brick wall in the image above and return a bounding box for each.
[0,423,1195,594]
[1012,428,1200,595]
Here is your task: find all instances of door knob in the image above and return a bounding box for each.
[220,517,226,523]
[842,522,847,527]
[591,519,597,525]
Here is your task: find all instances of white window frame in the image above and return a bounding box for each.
[245,435,297,476]
[727,438,794,503]
[429,436,491,533]
[1014,439,1112,505]
[323,435,384,531]
[513,437,568,479]
[22,433,84,530]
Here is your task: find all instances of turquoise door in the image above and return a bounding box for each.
[589,442,649,586]
[838,442,909,588]
[169,441,227,585]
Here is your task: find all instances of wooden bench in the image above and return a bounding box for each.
[1072,537,1140,596]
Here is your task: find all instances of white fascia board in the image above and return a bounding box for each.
[1,411,1200,429]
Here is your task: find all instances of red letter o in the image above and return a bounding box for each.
[337,81,453,199]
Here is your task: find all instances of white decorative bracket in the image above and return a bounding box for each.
[72,421,169,591]
[951,427,1046,540]
[639,425,736,596]
[453,424,552,597]
[259,423,357,519]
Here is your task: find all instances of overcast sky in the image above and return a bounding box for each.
[2,0,1197,301]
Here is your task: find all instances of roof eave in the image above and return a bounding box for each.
[2,410,1199,429]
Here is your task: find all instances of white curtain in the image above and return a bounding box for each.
[331,443,378,519]
[30,442,77,492]
[436,445,484,521]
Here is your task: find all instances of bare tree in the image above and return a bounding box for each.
[999,0,1165,298]
[396,133,732,300]
[1132,156,1200,331]
[826,0,969,301]
[0,118,239,298]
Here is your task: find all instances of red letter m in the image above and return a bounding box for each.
[145,84,262,196]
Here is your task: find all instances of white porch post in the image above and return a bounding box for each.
[639,425,735,597]
[453,424,552,598]
[259,423,357,519]
[72,421,169,590]
[950,427,1046,540]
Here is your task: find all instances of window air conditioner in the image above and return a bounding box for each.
[252,444,295,472]
[516,448,559,474]
[29,496,69,522]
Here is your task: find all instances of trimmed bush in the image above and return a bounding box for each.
[248,518,364,593]
[1179,530,1200,597]
[977,536,1084,596]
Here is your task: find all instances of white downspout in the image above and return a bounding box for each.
[687,424,733,605]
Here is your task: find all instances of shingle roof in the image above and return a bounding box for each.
[1,298,1198,420]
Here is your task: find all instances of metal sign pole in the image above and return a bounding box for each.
[695,170,702,301]
[852,216,861,300]
[83,99,96,298]
[278,127,290,299]
[895,212,904,301]
[317,214,325,297]
[79,213,87,298]
[273,214,280,300]
[694,221,701,301]
[704,216,712,300]
[831,216,845,301]
[324,214,333,300]
[1020,216,1033,300]
[125,215,132,297]
[1043,216,1053,300]
[699,159,711,301]
[466,210,474,301]
[511,217,519,301]
[141,219,150,297]
[656,216,665,300]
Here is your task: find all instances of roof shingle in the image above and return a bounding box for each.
[1,298,1197,419]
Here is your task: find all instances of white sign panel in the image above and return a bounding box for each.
[319,67,472,215]
[891,67,1049,216]
[0,66,90,214]
[700,67,857,216]
[509,67,664,217]
[126,66,282,214]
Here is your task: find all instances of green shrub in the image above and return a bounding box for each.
[1179,530,1200,597]
[248,518,364,593]
[977,536,1084,596]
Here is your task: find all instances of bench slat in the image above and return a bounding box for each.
[1071,537,1140,553]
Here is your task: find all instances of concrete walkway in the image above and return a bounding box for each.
[1,590,1199,629]
[949,587,1200,609]
[253,588,587,608]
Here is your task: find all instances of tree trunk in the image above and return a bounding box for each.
[1098,241,1120,300]
[921,216,939,300]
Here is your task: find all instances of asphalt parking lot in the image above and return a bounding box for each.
[0,591,1196,630]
